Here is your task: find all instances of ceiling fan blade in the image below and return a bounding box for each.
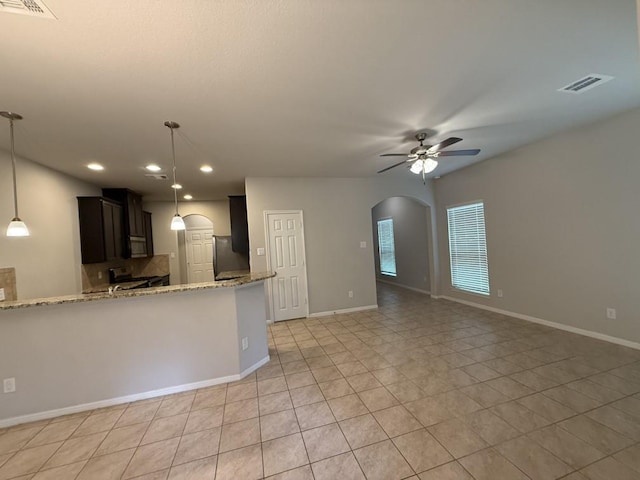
[380,153,409,157]
[377,160,410,173]
[437,149,481,157]
[427,137,463,153]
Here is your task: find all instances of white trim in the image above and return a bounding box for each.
[377,278,430,295]
[308,304,378,318]
[239,355,271,378]
[0,355,270,428]
[439,295,640,351]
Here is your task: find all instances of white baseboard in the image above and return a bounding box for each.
[239,355,271,377]
[308,304,378,318]
[377,279,430,295]
[0,355,271,429]
[439,295,640,351]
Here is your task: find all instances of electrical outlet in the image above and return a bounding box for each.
[606,308,616,320]
[170,252,176,259]
[98,271,103,280]
[497,289,503,298]
[257,247,265,256]
[3,378,16,393]
[348,291,353,298]
[0,288,5,301]
[242,337,249,351]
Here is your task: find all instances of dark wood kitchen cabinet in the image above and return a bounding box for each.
[102,188,145,237]
[229,195,249,255]
[143,211,154,257]
[77,197,124,264]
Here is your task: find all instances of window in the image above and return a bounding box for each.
[447,201,490,295]
[377,218,397,277]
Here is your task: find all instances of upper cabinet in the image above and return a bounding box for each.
[77,197,124,264]
[143,211,154,257]
[77,189,154,264]
[229,195,249,255]
[103,189,145,238]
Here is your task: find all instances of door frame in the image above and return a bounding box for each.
[185,226,214,284]
[263,210,310,322]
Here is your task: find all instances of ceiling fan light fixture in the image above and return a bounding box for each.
[410,157,438,175]
[423,157,438,173]
[410,160,424,174]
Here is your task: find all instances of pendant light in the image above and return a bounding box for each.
[164,120,186,231]
[1,111,29,237]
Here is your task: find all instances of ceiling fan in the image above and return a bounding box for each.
[378,133,480,181]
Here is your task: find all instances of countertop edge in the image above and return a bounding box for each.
[0,272,275,310]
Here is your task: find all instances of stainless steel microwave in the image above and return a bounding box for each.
[129,236,147,258]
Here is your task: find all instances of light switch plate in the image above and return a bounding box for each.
[3,378,15,393]
[0,288,5,301]
[360,241,367,248]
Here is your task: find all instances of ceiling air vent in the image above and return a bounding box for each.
[0,0,56,18]
[145,174,168,180]
[558,74,614,94]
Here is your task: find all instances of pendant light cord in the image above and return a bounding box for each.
[169,126,179,216]
[9,118,19,219]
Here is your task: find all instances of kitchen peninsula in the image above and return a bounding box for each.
[0,272,274,427]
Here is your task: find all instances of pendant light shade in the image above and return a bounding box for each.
[165,120,186,231]
[7,218,29,237]
[1,111,29,237]
[171,214,186,231]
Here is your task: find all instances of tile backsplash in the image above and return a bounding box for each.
[81,254,170,292]
[0,267,17,301]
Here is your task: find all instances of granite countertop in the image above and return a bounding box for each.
[0,272,275,310]
[215,270,251,280]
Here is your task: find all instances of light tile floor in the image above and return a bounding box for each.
[2,283,640,479]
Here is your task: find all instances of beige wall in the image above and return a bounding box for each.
[0,153,100,300]
[372,196,430,293]
[143,200,231,285]
[0,282,268,425]
[246,176,438,318]
[435,107,640,344]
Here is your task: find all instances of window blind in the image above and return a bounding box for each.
[377,218,397,277]
[447,202,490,295]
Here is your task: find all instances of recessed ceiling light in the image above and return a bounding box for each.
[145,164,162,172]
[87,163,104,171]
[183,194,193,200]
[200,165,213,173]
[171,183,183,189]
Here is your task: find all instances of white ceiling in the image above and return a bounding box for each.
[1,0,639,201]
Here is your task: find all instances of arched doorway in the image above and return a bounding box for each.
[178,214,214,284]
[371,196,432,295]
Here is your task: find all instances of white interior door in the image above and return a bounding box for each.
[266,211,308,322]
[186,227,214,283]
